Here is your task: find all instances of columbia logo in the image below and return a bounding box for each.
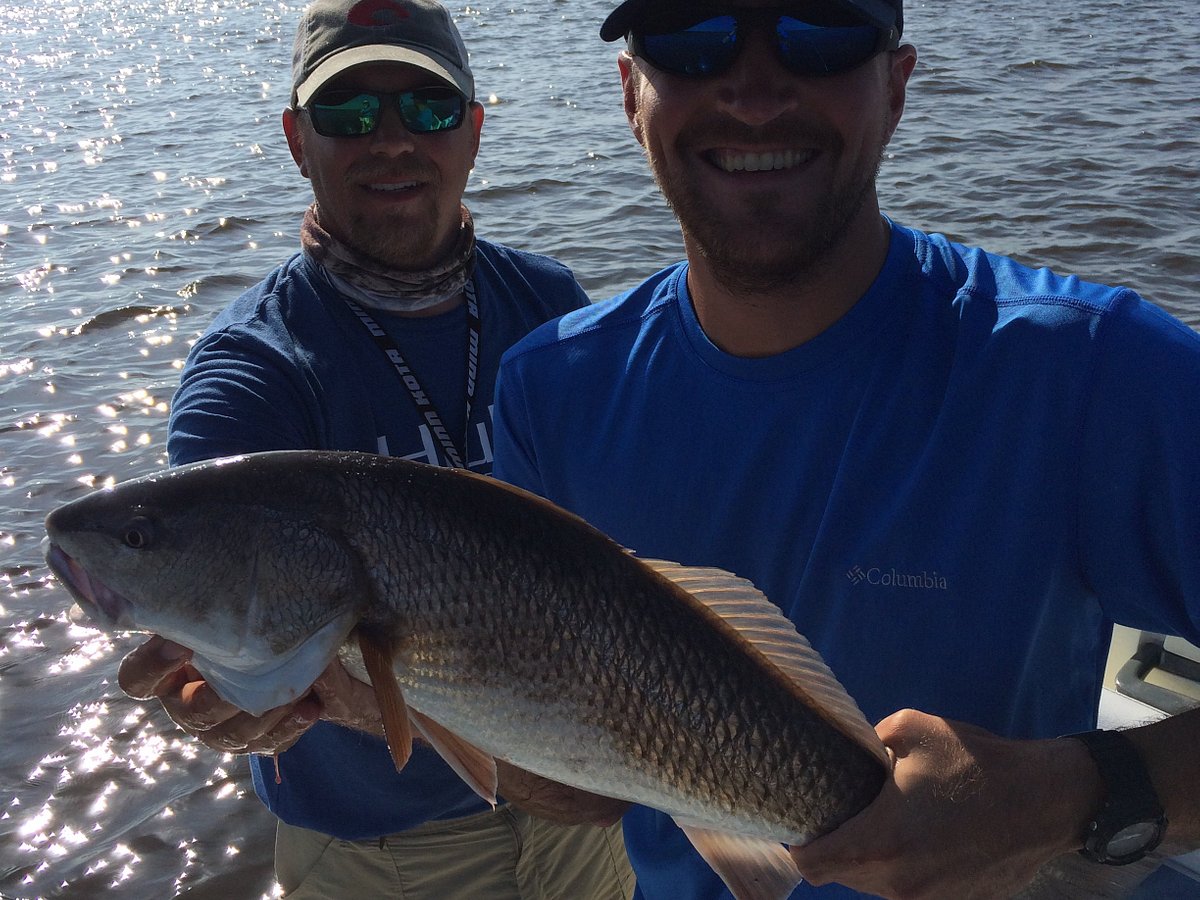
[846,565,949,591]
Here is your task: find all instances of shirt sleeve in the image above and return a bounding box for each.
[1078,291,1200,642]
[491,348,547,497]
[167,326,319,466]
[560,275,591,316]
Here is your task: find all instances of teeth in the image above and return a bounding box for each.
[715,150,812,173]
[369,181,419,192]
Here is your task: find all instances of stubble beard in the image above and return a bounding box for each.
[351,212,443,271]
[338,162,452,271]
[647,135,886,296]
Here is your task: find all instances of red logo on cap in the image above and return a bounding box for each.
[347,0,411,27]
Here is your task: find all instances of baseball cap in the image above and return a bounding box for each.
[291,0,474,108]
[600,0,904,42]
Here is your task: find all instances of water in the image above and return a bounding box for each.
[1,0,1197,896]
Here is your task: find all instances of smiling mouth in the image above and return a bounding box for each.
[366,180,423,193]
[710,149,817,173]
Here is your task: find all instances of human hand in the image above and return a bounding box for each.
[117,634,383,755]
[496,760,631,827]
[788,709,1102,899]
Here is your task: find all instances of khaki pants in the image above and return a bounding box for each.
[276,807,635,899]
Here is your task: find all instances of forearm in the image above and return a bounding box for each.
[791,709,1191,898]
[1125,708,1200,847]
[496,761,630,827]
[1045,709,1200,862]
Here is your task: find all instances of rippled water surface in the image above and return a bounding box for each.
[1,0,1197,896]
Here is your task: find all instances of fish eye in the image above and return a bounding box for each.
[121,516,155,550]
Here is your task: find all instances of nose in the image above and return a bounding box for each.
[368,100,417,155]
[714,28,802,126]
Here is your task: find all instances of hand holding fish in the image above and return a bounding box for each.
[789,709,1102,899]
[41,451,911,898]
[118,634,383,754]
[118,635,629,827]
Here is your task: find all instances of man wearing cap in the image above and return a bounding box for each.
[492,1,1200,897]
[115,0,634,897]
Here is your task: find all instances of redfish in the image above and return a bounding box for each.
[45,450,890,900]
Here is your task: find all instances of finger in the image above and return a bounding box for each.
[159,676,257,733]
[308,663,384,735]
[788,763,904,887]
[117,635,193,699]
[243,709,318,756]
[203,695,321,755]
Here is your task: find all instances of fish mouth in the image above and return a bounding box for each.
[43,541,134,629]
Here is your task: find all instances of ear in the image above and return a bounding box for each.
[282,107,309,178]
[883,45,918,144]
[467,101,485,165]
[618,51,645,147]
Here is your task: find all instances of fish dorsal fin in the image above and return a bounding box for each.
[643,560,889,769]
[408,707,498,808]
[674,819,801,900]
[357,629,412,773]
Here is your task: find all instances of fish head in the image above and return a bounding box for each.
[44,454,367,708]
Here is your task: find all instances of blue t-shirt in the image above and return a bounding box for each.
[492,222,1200,899]
[168,240,588,839]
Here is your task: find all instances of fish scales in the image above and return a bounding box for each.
[44,450,890,895]
[256,453,886,842]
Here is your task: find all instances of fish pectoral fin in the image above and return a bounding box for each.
[674,820,801,900]
[356,629,412,773]
[409,707,498,808]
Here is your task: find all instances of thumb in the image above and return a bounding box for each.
[117,635,193,699]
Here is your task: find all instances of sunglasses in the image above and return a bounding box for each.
[629,8,899,79]
[305,86,467,137]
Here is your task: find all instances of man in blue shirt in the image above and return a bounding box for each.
[492,1,1200,897]
[116,0,633,896]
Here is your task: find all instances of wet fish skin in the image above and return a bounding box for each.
[45,456,373,713]
[45,450,890,899]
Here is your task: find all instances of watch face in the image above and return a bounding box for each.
[1106,821,1162,858]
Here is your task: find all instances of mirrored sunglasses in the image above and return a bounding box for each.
[630,9,899,79]
[305,86,466,137]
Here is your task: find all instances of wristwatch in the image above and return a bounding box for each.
[1063,728,1168,865]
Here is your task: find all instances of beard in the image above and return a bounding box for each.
[328,161,458,271]
[344,197,449,271]
[645,115,887,295]
[351,211,444,270]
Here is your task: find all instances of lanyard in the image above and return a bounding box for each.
[343,281,480,469]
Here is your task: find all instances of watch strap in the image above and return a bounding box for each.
[1064,728,1167,865]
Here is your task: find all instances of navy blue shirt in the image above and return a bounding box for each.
[169,240,588,838]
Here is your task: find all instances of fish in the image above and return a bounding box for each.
[44,449,890,900]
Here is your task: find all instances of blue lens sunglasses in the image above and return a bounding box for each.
[305,86,466,137]
[630,8,900,79]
